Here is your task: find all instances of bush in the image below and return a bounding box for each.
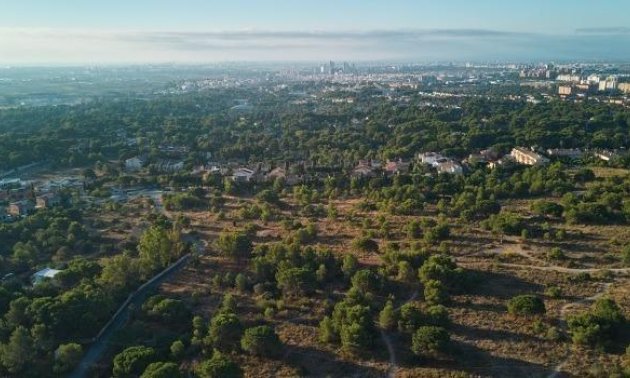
[53,343,83,373]
[378,301,397,330]
[240,325,282,357]
[170,340,185,359]
[196,350,242,378]
[205,313,243,351]
[423,279,448,305]
[112,346,156,377]
[141,362,181,378]
[507,295,546,316]
[568,298,626,349]
[546,247,565,260]
[352,236,379,253]
[411,326,450,356]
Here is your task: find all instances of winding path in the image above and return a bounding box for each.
[380,291,418,378]
[547,282,613,378]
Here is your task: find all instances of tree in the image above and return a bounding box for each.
[568,297,626,348]
[341,254,359,278]
[424,279,448,305]
[352,236,379,253]
[234,273,247,293]
[137,226,175,273]
[206,312,243,351]
[216,231,252,261]
[340,321,372,353]
[507,295,546,316]
[350,269,379,294]
[411,326,450,356]
[170,340,185,359]
[0,326,33,374]
[54,342,83,373]
[378,300,397,330]
[141,362,181,378]
[398,303,422,333]
[276,267,315,297]
[112,346,157,378]
[196,350,242,378]
[240,325,282,357]
[319,316,336,343]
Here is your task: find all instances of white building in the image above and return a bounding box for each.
[232,168,256,183]
[418,152,445,166]
[125,156,146,172]
[510,147,549,166]
[31,268,62,285]
[436,161,463,175]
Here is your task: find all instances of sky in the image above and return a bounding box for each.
[1,0,629,64]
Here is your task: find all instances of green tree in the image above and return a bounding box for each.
[507,295,546,316]
[196,350,242,378]
[216,231,252,261]
[319,316,336,343]
[141,362,181,378]
[424,279,448,305]
[341,254,359,278]
[378,300,397,330]
[112,346,156,378]
[138,226,175,273]
[240,325,282,357]
[411,326,450,356]
[206,312,243,351]
[276,267,316,297]
[54,342,83,373]
[0,326,33,374]
[170,340,185,359]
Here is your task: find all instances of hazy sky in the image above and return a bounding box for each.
[1,0,629,64]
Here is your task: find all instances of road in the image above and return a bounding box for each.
[69,255,190,378]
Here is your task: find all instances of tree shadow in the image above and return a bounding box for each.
[450,323,544,344]
[283,344,385,377]
[395,339,552,377]
[466,270,544,300]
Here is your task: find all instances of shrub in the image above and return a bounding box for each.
[112,346,156,378]
[140,362,181,378]
[196,350,242,378]
[507,295,546,316]
[240,326,282,358]
[352,236,379,253]
[411,326,450,356]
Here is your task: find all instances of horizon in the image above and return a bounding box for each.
[1,1,630,65]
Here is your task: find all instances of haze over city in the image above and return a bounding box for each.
[2,0,630,64]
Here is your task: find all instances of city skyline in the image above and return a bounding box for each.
[1,0,630,64]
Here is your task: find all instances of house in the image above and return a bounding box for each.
[384,159,411,175]
[31,268,62,285]
[436,161,463,175]
[595,150,618,162]
[35,193,61,209]
[351,160,378,178]
[152,160,184,173]
[8,200,34,217]
[232,168,256,183]
[510,147,549,166]
[418,152,445,166]
[125,156,146,172]
[546,148,583,159]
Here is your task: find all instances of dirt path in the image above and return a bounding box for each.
[380,291,418,378]
[547,282,613,378]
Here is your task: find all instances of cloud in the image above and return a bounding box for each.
[0,27,629,64]
[575,27,630,35]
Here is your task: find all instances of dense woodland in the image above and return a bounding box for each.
[0,85,629,377]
